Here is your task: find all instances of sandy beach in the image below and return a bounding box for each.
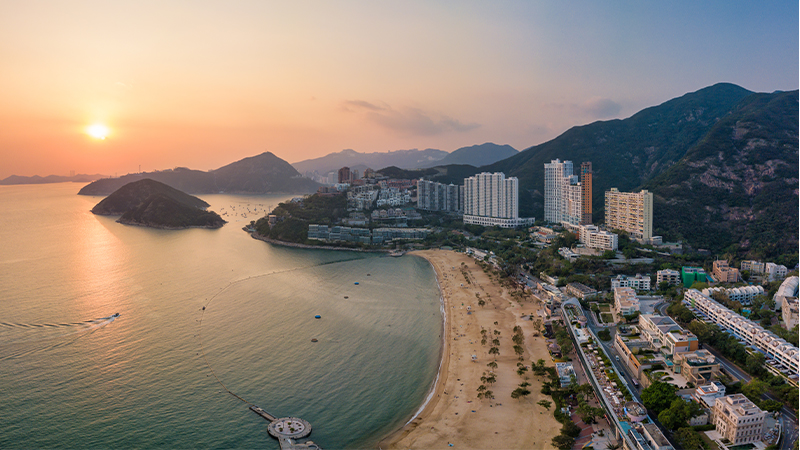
[379,249,561,449]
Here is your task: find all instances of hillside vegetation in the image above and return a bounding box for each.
[91,179,225,229]
[484,83,755,218]
[643,90,799,262]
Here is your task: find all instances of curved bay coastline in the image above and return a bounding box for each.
[249,227,561,449]
[0,185,442,449]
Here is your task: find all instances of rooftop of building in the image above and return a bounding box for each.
[640,423,671,447]
[717,394,764,417]
[567,282,597,294]
[678,349,715,365]
[696,381,726,395]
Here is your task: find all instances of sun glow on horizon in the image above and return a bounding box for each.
[86,123,109,140]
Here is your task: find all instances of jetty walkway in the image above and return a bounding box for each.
[250,406,321,450]
[198,276,323,449]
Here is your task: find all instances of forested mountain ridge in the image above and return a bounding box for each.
[642,89,798,262]
[483,83,755,218]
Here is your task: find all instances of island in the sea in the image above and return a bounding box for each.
[91,178,226,229]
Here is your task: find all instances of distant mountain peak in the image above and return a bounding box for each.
[78,152,318,196]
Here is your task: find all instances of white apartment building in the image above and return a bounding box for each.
[562,175,583,226]
[463,172,533,228]
[702,286,765,306]
[776,277,799,330]
[712,394,766,445]
[614,287,640,317]
[544,159,573,223]
[579,224,618,251]
[657,269,681,286]
[740,260,766,274]
[741,260,788,281]
[605,188,655,244]
[611,274,651,291]
[783,297,799,330]
[765,263,788,281]
[685,289,799,375]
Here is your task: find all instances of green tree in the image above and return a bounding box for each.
[746,352,766,376]
[742,379,768,403]
[623,311,641,323]
[537,399,552,410]
[552,434,574,450]
[657,398,704,430]
[577,402,604,424]
[597,329,612,341]
[641,381,678,414]
[760,399,783,412]
[673,428,704,450]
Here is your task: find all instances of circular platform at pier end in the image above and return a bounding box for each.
[268,417,312,440]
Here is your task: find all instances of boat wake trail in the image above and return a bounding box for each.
[0,314,120,359]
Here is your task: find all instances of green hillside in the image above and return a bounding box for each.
[483,83,754,218]
[91,178,210,214]
[118,194,225,229]
[643,90,799,262]
[91,178,225,229]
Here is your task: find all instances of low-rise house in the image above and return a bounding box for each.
[614,287,640,317]
[611,274,651,291]
[692,381,726,410]
[672,350,720,385]
[558,247,579,262]
[638,314,698,355]
[578,224,618,251]
[656,269,681,287]
[702,285,765,306]
[555,362,575,387]
[712,260,740,283]
[566,282,598,300]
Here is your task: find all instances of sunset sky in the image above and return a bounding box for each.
[1,1,797,179]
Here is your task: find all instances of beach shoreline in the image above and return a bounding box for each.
[378,249,561,449]
[248,231,389,253]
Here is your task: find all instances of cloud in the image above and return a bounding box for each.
[343,100,386,111]
[583,97,622,118]
[344,100,480,136]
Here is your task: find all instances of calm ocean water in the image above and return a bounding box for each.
[0,183,441,449]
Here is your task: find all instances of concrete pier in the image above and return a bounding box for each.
[250,406,321,450]
[250,406,276,421]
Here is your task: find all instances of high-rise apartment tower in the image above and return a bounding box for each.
[544,159,573,223]
[580,162,592,224]
[604,188,653,243]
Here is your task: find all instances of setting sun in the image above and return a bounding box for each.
[87,124,109,140]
